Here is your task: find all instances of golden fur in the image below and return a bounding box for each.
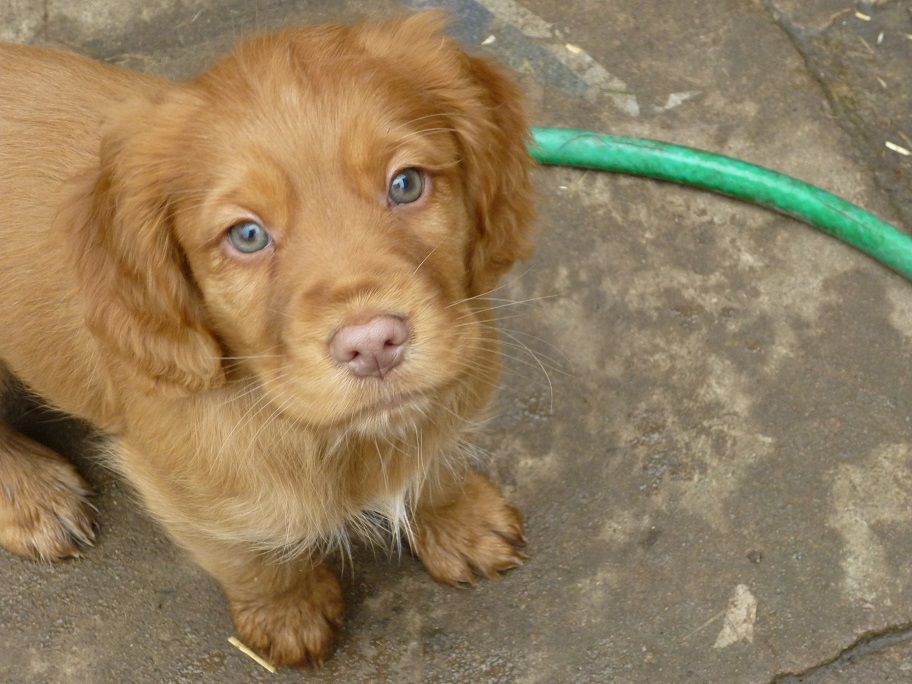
[0,13,533,667]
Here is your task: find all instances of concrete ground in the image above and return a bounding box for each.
[2,0,912,681]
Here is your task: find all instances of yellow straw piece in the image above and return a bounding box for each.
[227,636,278,673]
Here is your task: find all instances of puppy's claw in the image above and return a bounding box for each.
[23,494,96,562]
[228,563,343,669]
[412,472,527,586]
[0,434,96,562]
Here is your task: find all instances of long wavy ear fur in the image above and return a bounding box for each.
[401,12,535,296]
[360,13,535,296]
[455,51,536,295]
[59,90,224,394]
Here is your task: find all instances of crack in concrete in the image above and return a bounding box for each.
[768,622,912,683]
[757,1,839,123]
[759,0,911,242]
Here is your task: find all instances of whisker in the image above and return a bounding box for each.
[451,294,563,319]
[498,331,554,412]
[388,112,460,133]
[495,328,574,369]
[397,127,458,142]
[444,264,538,310]
[498,340,571,376]
[411,234,449,277]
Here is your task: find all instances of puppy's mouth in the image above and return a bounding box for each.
[333,387,433,438]
[362,386,428,416]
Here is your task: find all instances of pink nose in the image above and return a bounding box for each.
[329,315,411,378]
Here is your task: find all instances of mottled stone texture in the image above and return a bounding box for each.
[3,1,912,682]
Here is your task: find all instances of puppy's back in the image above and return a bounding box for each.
[0,44,160,422]
[0,44,162,197]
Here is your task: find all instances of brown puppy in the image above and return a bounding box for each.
[0,13,534,667]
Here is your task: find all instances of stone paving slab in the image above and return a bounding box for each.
[2,1,912,682]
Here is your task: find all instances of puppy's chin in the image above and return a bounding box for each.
[335,377,444,433]
[251,370,436,436]
[349,393,434,437]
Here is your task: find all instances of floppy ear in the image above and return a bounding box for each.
[58,92,224,394]
[384,13,535,294]
[454,51,536,295]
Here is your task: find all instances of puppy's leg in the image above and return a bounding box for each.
[188,544,343,668]
[0,419,95,561]
[411,469,526,585]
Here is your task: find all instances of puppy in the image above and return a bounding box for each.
[0,13,534,667]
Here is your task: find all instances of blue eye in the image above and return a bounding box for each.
[228,221,270,253]
[388,168,424,205]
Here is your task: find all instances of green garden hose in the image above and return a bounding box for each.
[530,127,912,281]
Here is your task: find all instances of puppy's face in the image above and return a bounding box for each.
[180,67,483,427]
[67,15,534,431]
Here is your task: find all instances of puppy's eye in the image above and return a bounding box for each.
[388,168,424,205]
[227,220,271,253]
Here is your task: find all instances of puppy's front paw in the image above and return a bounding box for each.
[0,425,95,562]
[228,562,343,669]
[412,472,526,585]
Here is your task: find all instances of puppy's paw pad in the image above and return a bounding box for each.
[413,472,526,586]
[0,440,95,562]
[229,564,343,669]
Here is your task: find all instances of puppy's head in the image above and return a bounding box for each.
[63,13,534,428]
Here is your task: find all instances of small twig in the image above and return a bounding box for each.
[228,636,277,673]
[886,141,912,156]
[681,610,726,642]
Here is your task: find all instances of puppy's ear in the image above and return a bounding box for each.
[452,49,536,295]
[377,13,535,295]
[58,90,224,394]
